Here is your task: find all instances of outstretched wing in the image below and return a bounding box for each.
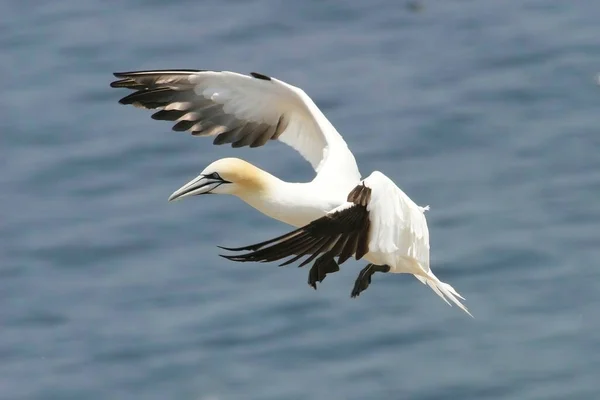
[110,69,360,181]
[220,183,372,267]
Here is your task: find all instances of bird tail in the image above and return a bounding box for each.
[414,273,472,317]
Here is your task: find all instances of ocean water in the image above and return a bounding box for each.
[2,0,600,399]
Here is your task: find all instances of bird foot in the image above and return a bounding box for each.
[351,264,390,298]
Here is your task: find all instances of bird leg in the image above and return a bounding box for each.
[307,252,340,290]
[351,264,391,298]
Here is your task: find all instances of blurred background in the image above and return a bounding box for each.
[1,0,599,399]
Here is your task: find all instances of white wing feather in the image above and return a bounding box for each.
[111,70,360,185]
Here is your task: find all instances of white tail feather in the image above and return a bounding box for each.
[416,272,472,317]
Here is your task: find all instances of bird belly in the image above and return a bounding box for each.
[363,251,429,276]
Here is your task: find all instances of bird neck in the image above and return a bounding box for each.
[234,170,338,228]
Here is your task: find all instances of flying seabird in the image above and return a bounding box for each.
[110,69,471,316]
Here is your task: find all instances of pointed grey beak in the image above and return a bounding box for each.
[168,174,224,202]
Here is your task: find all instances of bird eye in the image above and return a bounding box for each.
[205,172,221,180]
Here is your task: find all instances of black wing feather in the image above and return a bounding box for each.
[220,183,372,267]
[110,70,290,151]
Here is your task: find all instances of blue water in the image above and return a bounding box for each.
[2,0,600,399]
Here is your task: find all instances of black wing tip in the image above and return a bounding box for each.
[172,120,196,132]
[250,72,272,81]
[110,79,124,87]
[117,92,137,104]
[151,110,186,121]
[219,254,249,262]
[110,69,211,88]
[110,78,140,89]
[113,69,205,77]
[116,92,144,106]
[112,69,269,89]
[217,244,262,252]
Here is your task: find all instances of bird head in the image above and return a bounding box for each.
[168,157,267,201]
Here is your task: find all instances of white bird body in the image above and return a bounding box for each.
[111,69,471,316]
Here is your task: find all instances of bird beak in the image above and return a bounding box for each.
[168,175,225,201]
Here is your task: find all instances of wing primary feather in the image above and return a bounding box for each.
[276,234,336,267]
[111,69,362,178]
[272,114,289,139]
[172,120,196,132]
[252,235,322,263]
[118,87,175,106]
[262,235,321,263]
[221,232,316,262]
[329,234,350,257]
[277,237,328,266]
[250,123,277,147]
[220,182,373,266]
[232,123,269,148]
[296,235,339,268]
[355,218,371,259]
[338,232,359,264]
[113,69,205,79]
[217,228,303,252]
[212,125,246,145]
[110,79,146,89]
[151,110,187,121]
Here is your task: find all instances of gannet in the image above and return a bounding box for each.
[110,69,471,316]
